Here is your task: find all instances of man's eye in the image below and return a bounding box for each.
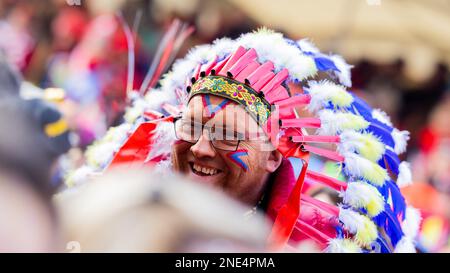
[224,131,244,140]
[180,122,202,136]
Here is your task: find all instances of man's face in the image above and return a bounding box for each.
[171,94,282,206]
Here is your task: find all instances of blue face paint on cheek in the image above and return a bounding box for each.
[202,94,230,118]
[226,149,249,172]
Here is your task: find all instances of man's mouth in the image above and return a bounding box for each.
[189,162,222,177]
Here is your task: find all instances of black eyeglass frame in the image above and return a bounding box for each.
[173,116,242,152]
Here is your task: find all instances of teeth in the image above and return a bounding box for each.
[193,163,218,175]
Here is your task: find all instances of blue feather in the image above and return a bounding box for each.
[335,225,345,238]
[373,205,404,247]
[382,149,401,175]
[314,57,340,72]
[377,183,389,201]
[371,118,393,133]
[366,121,396,149]
[386,179,406,220]
[348,95,373,120]
[375,237,392,253]
[373,209,387,226]
[378,158,386,169]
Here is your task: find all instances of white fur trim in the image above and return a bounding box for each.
[372,109,393,127]
[392,128,410,154]
[317,110,369,136]
[326,238,362,253]
[402,206,422,239]
[394,237,416,253]
[306,80,353,113]
[153,159,173,177]
[65,165,97,187]
[343,152,388,186]
[159,58,197,101]
[397,161,413,187]
[329,54,353,87]
[144,90,177,112]
[237,29,317,81]
[341,182,385,217]
[145,121,176,162]
[297,38,320,54]
[211,37,238,59]
[338,130,385,162]
[186,44,216,64]
[339,207,378,247]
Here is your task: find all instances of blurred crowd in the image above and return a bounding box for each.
[0,0,448,252]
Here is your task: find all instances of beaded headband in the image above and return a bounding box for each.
[189,76,272,124]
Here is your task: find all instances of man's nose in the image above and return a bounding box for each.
[190,131,216,159]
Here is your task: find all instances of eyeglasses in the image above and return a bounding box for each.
[173,117,245,151]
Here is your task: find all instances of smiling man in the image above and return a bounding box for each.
[171,93,283,206]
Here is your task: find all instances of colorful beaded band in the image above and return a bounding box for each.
[189,76,271,124]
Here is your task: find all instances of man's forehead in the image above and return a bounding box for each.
[187,94,244,119]
[185,94,260,130]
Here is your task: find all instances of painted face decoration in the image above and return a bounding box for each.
[202,94,231,118]
[226,150,249,172]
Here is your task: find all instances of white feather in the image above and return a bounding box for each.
[339,208,362,234]
[65,165,97,187]
[325,238,362,253]
[124,97,148,123]
[144,89,177,112]
[186,44,215,64]
[372,109,393,127]
[86,142,118,168]
[338,130,385,162]
[159,58,197,98]
[394,237,416,253]
[401,206,422,239]
[306,80,353,113]
[297,38,353,87]
[343,152,388,187]
[237,29,317,81]
[145,121,176,162]
[392,128,410,154]
[297,38,320,54]
[340,182,385,217]
[158,29,323,110]
[317,110,369,136]
[153,159,173,177]
[329,54,353,87]
[397,161,413,187]
[211,37,238,59]
[84,123,132,169]
[339,207,378,246]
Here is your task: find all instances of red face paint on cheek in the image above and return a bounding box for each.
[226,149,249,172]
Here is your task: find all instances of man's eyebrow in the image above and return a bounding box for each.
[185,115,201,124]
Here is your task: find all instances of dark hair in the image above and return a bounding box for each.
[0,54,22,99]
[0,99,55,201]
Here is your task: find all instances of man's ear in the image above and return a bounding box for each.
[265,150,283,173]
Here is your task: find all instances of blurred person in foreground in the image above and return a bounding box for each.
[71,29,417,253]
[56,168,275,252]
[0,57,75,252]
[0,100,60,252]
